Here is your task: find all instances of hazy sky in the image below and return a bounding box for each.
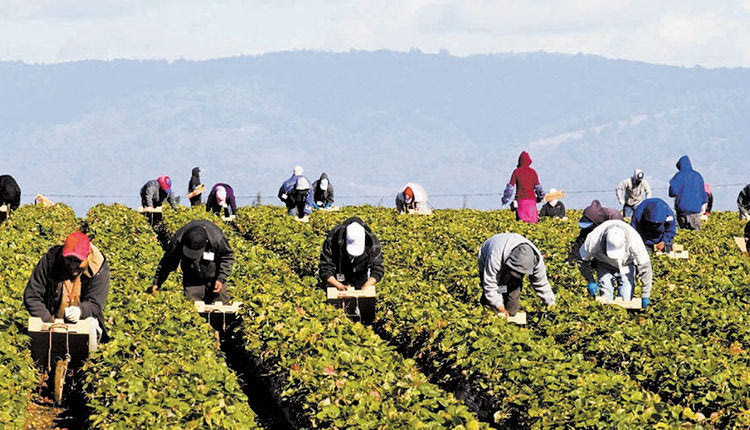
[2,1,749,67]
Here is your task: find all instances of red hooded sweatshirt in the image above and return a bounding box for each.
[508,151,539,200]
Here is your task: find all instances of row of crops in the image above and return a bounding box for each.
[2,203,748,428]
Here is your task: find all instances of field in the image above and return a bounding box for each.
[1,204,749,429]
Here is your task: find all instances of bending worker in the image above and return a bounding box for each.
[569,200,623,262]
[502,151,544,224]
[278,166,313,219]
[320,217,384,291]
[738,184,750,220]
[0,174,21,217]
[616,169,651,218]
[630,198,676,253]
[396,183,430,214]
[478,233,556,317]
[24,232,110,337]
[311,173,335,209]
[151,220,233,304]
[579,220,652,308]
[140,176,177,209]
[206,183,237,218]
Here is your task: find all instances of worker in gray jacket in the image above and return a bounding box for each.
[616,169,652,218]
[579,220,653,308]
[478,233,556,317]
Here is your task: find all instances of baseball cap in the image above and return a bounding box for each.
[404,187,414,203]
[62,232,91,261]
[293,165,304,176]
[158,176,172,192]
[182,226,208,260]
[346,223,366,257]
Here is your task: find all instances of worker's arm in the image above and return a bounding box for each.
[167,192,177,209]
[152,243,181,290]
[663,214,677,246]
[367,236,385,283]
[327,184,334,205]
[23,252,55,322]
[615,180,626,205]
[78,262,110,319]
[529,259,556,306]
[319,231,339,286]
[216,236,234,285]
[577,240,597,285]
[634,248,653,299]
[479,249,506,312]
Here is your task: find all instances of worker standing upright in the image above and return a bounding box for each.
[668,155,706,230]
[187,167,203,207]
[501,151,544,224]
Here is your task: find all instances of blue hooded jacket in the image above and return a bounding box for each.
[631,198,676,245]
[668,155,706,214]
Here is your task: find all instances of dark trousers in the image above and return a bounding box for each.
[480,284,522,316]
[676,212,701,231]
[184,283,231,304]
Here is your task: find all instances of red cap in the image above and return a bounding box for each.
[404,187,414,203]
[62,232,91,261]
[157,175,172,192]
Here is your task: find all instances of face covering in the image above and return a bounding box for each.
[64,256,85,278]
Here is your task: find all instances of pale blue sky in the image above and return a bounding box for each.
[1,1,749,67]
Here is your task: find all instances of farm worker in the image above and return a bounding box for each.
[320,217,384,291]
[668,155,706,230]
[151,220,234,304]
[745,221,750,251]
[23,232,110,336]
[616,169,651,218]
[206,183,237,217]
[396,183,430,214]
[0,174,21,214]
[501,151,544,224]
[579,220,653,308]
[187,167,203,207]
[569,200,623,262]
[630,198,676,253]
[539,188,566,218]
[311,173,335,209]
[738,184,750,220]
[278,166,313,218]
[140,176,177,209]
[478,233,556,317]
[703,183,713,216]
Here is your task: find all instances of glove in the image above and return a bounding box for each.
[65,306,81,323]
[586,282,599,297]
[642,298,650,309]
[534,184,545,203]
[501,184,514,205]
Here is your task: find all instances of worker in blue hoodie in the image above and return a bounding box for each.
[630,198,677,253]
[668,155,706,231]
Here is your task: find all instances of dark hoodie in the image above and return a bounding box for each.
[631,198,676,246]
[668,155,706,214]
[319,217,384,288]
[188,167,202,206]
[508,151,540,200]
[311,173,334,206]
[0,174,21,210]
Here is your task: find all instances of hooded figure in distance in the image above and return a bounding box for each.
[630,198,677,253]
[502,151,544,224]
[188,167,202,207]
[311,173,335,209]
[668,155,706,230]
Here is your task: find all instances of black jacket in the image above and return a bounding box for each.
[319,217,384,288]
[311,173,334,207]
[188,167,201,206]
[739,185,750,214]
[539,201,566,218]
[0,175,21,210]
[23,245,110,328]
[153,220,234,288]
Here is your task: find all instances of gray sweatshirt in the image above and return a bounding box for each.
[477,233,556,310]
[616,174,652,207]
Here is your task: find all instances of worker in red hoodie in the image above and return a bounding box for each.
[501,151,544,224]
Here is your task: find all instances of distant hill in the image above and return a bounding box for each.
[2,50,748,215]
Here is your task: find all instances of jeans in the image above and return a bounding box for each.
[597,263,636,301]
[622,205,635,218]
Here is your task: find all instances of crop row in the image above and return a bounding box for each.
[160,206,486,429]
[234,206,697,428]
[82,204,259,429]
[0,204,79,428]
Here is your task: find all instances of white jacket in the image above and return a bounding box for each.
[616,177,652,207]
[396,182,429,212]
[478,233,556,309]
[579,220,653,298]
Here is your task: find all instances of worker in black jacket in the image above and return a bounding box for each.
[539,188,566,219]
[23,232,110,338]
[151,220,234,303]
[319,217,384,290]
[1,174,21,218]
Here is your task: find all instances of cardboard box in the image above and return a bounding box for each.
[326,286,376,323]
[28,317,98,369]
[195,301,242,332]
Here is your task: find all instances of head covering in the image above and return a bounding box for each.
[505,244,537,276]
[157,176,172,192]
[320,178,329,191]
[548,188,558,206]
[216,186,227,205]
[346,222,366,257]
[404,186,414,203]
[293,165,304,176]
[296,177,310,190]
[676,155,693,172]
[704,183,712,194]
[633,169,645,184]
[191,167,200,177]
[62,232,91,261]
[605,228,626,260]
[583,200,623,225]
[182,226,208,260]
[517,151,532,168]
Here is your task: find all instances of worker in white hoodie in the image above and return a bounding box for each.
[579,220,653,308]
[478,233,556,317]
[616,169,652,218]
[396,183,431,215]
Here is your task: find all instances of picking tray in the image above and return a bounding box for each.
[326,286,376,324]
[596,296,642,310]
[195,301,242,332]
[28,317,98,369]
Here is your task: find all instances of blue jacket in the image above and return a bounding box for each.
[668,155,706,214]
[631,198,676,246]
